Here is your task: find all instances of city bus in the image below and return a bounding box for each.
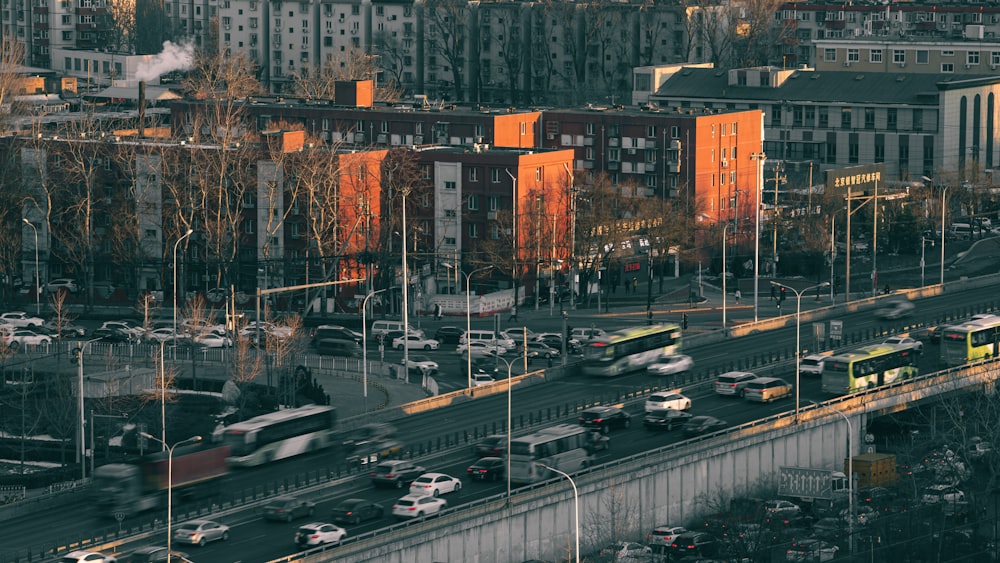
[581,324,682,377]
[821,342,920,395]
[940,315,1000,367]
[214,404,337,467]
[508,424,594,484]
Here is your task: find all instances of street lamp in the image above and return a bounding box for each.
[810,401,853,555]
[940,185,949,286]
[563,163,577,311]
[505,168,519,317]
[722,222,729,327]
[22,218,39,315]
[140,433,202,563]
[362,288,387,413]
[772,281,829,421]
[400,189,411,377]
[173,229,194,344]
[920,236,934,287]
[750,152,767,322]
[443,262,493,389]
[537,463,580,563]
[492,356,517,503]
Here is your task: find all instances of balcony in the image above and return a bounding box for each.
[824,20,845,29]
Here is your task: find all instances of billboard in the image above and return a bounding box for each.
[778,466,835,500]
[824,163,887,194]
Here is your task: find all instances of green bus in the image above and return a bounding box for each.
[821,342,920,394]
[940,315,1000,367]
[581,324,681,377]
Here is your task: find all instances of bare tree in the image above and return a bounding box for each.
[107,0,137,54]
[0,39,26,133]
[372,32,408,99]
[424,0,469,101]
[292,50,402,103]
[491,4,526,104]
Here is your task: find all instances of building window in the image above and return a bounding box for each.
[893,50,905,64]
[771,105,781,127]
[469,223,479,238]
[818,107,829,128]
[491,168,501,183]
[445,209,456,217]
[646,175,656,188]
[869,49,882,63]
[916,50,929,64]
[913,109,923,131]
[608,148,620,162]
[468,194,479,210]
[824,48,836,62]
[849,135,859,164]
[847,49,859,62]
[841,108,852,129]
[244,220,255,234]
[887,108,897,131]
[444,181,456,190]
[422,165,432,179]
[469,167,479,181]
[941,63,954,73]
[992,51,1000,66]
[535,168,542,181]
[967,51,980,66]
[585,147,595,160]
[489,195,500,211]
[864,108,875,129]
[670,125,679,138]
[586,123,595,135]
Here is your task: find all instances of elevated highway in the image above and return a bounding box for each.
[296,358,1000,562]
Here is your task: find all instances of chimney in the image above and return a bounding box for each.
[138,81,146,138]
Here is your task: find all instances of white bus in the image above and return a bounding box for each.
[582,324,682,377]
[214,404,337,467]
[508,424,593,484]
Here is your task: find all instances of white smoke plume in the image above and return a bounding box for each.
[135,41,195,82]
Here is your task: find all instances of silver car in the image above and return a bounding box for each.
[172,520,230,546]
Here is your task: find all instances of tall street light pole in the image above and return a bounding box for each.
[505,169,519,317]
[750,152,766,322]
[940,185,949,286]
[772,281,829,421]
[400,188,411,377]
[74,338,101,478]
[492,356,517,503]
[22,218,39,315]
[444,263,493,389]
[362,288,387,413]
[811,401,853,556]
[563,163,577,311]
[722,223,729,327]
[173,229,194,344]
[141,433,202,563]
[538,463,580,563]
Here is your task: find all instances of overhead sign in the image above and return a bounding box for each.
[778,466,834,500]
[825,163,886,193]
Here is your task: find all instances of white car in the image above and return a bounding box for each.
[172,519,230,546]
[648,525,687,546]
[239,321,293,339]
[883,335,923,353]
[799,354,826,376]
[145,327,186,343]
[392,334,440,351]
[293,522,346,547]
[571,327,607,340]
[4,329,52,348]
[644,392,691,413]
[647,354,694,376]
[763,499,801,516]
[194,332,233,348]
[45,278,79,293]
[472,373,496,387]
[404,355,439,373]
[456,341,508,357]
[874,299,915,320]
[409,472,463,496]
[60,550,117,563]
[921,484,966,505]
[0,311,44,328]
[392,493,448,519]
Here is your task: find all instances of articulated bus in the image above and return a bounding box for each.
[940,315,1000,367]
[581,324,681,376]
[508,424,593,484]
[214,404,337,467]
[821,342,920,395]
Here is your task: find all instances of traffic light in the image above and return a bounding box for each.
[71,346,81,365]
[681,313,688,330]
[780,287,787,302]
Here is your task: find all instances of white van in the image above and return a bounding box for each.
[460,329,515,351]
[949,223,972,239]
[370,320,421,338]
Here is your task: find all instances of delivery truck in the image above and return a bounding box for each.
[92,444,229,517]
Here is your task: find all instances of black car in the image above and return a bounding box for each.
[670,531,717,557]
[262,496,316,522]
[682,416,727,437]
[434,326,464,345]
[578,406,632,433]
[466,457,505,481]
[91,327,132,343]
[643,409,693,431]
[125,547,191,563]
[330,498,384,525]
[474,435,507,457]
[312,325,362,345]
